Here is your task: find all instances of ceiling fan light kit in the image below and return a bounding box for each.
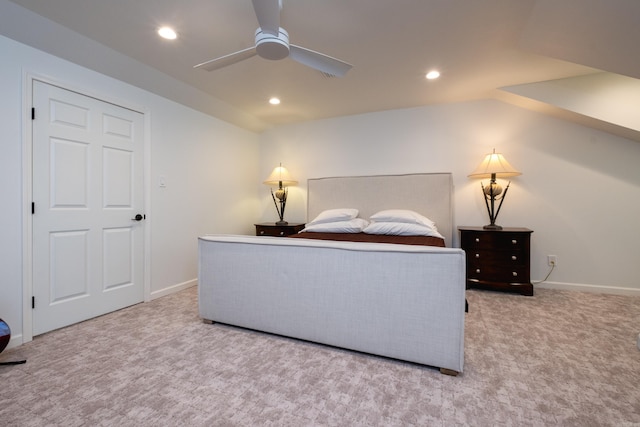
[194,0,352,77]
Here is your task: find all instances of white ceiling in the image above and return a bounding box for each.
[3,0,639,133]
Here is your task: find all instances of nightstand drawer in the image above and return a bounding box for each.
[255,223,305,237]
[466,250,526,267]
[467,265,529,282]
[461,232,528,250]
[257,226,289,237]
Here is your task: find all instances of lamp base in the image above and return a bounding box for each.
[483,224,503,230]
[275,220,289,226]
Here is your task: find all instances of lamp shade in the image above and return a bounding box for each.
[263,164,298,186]
[468,150,521,179]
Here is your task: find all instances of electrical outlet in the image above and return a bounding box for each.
[547,255,557,266]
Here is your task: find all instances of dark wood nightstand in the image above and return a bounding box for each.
[255,222,305,237]
[459,226,533,296]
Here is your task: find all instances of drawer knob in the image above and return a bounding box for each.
[512,271,518,277]
[512,239,518,244]
[512,255,517,261]
[260,230,265,235]
[475,238,480,243]
[475,253,480,258]
[476,269,481,274]
[279,231,284,236]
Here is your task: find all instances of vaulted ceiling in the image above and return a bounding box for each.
[2,0,639,137]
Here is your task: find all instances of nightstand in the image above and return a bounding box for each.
[255,222,305,237]
[459,226,533,296]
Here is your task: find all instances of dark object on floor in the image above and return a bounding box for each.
[0,318,26,366]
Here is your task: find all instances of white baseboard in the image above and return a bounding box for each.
[7,334,23,350]
[535,281,640,297]
[150,278,197,300]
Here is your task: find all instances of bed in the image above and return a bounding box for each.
[198,173,466,375]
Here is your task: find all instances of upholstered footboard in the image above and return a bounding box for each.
[198,235,466,374]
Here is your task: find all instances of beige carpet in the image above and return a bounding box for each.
[1,286,639,426]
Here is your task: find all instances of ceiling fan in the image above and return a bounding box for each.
[194,0,353,77]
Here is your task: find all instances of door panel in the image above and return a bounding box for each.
[103,227,133,290]
[50,230,89,302]
[32,81,144,335]
[50,138,89,208]
[103,147,133,207]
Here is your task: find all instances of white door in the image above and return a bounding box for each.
[32,81,145,335]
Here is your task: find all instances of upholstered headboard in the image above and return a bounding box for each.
[307,173,454,245]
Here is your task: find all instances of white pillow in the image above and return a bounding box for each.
[302,218,369,233]
[307,208,359,226]
[370,209,436,228]
[363,221,444,239]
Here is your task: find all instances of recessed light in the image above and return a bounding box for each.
[426,70,440,80]
[158,26,177,40]
[269,97,281,105]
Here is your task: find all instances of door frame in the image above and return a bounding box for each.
[21,72,152,344]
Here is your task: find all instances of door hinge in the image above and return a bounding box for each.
[32,296,35,309]
[31,107,35,120]
[32,202,35,215]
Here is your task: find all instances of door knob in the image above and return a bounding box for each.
[131,214,145,221]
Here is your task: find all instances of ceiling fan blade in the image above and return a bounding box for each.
[194,46,257,71]
[289,45,353,77]
[252,0,281,35]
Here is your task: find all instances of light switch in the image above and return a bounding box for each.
[159,175,167,188]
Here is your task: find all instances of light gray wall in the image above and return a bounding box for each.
[0,35,260,346]
[259,101,640,295]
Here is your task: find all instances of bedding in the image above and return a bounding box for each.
[301,208,444,239]
[363,221,444,239]
[369,209,436,227]
[305,208,359,225]
[289,231,445,247]
[300,217,369,233]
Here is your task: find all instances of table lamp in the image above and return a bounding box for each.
[263,163,298,225]
[468,149,521,230]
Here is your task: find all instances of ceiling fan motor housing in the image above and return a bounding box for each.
[255,27,290,60]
